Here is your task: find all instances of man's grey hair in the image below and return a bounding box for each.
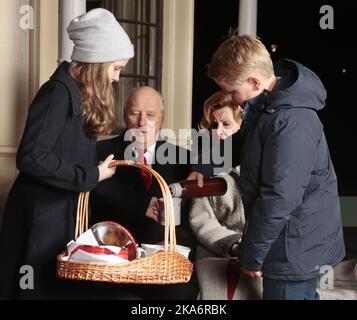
[124,86,165,117]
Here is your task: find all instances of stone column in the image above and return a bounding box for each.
[238,0,257,36]
[58,0,86,63]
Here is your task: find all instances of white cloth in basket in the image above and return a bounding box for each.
[63,226,137,264]
[65,241,129,264]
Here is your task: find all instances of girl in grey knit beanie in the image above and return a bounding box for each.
[68,8,134,63]
[66,8,135,136]
[0,8,135,300]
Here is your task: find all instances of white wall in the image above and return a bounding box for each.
[0,0,58,223]
[0,0,30,218]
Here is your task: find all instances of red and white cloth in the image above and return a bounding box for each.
[66,241,130,264]
[63,227,136,264]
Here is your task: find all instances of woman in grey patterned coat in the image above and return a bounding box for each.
[189,91,262,299]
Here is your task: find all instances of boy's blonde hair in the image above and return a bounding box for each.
[199,91,242,130]
[207,35,274,84]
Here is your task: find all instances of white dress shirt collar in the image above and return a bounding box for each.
[133,143,156,166]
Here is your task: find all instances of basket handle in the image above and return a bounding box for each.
[74,160,177,252]
[75,191,89,240]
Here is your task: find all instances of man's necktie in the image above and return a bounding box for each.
[137,148,151,190]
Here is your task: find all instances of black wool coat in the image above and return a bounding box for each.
[0,61,99,299]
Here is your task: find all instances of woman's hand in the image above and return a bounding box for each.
[98,154,116,182]
[187,171,204,187]
[145,197,160,223]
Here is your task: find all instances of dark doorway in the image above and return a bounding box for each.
[192,0,356,196]
[192,0,239,129]
[257,0,356,196]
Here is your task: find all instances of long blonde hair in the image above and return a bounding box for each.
[199,91,242,130]
[69,61,116,137]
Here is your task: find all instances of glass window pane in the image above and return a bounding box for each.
[121,23,155,77]
[150,0,157,24]
[148,79,157,89]
[119,22,138,75]
[123,55,135,75]
[137,24,148,76]
[97,0,163,128]
[87,0,163,131]
[114,0,135,21]
[149,26,157,76]
[114,0,155,24]
[87,0,102,11]
[119,22,136,43]
[113,78,136,130]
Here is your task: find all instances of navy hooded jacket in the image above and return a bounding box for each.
[238,59,346,280]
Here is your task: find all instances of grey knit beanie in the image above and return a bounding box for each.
[68,8,134,63]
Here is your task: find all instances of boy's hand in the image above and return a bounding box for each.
[187,171,204,188]
[241,267,262,278]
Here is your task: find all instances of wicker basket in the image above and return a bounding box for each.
[56,160,193,284]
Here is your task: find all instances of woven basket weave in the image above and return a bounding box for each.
[56,160,193,284]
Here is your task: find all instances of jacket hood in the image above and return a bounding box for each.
[265,59,327,112]
[50,61,82,116]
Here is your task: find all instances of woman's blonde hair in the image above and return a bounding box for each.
[206,35,274,84]
[69,61,116,137]
[199,91,242,130]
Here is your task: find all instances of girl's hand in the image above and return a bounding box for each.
[98,154,116,182]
